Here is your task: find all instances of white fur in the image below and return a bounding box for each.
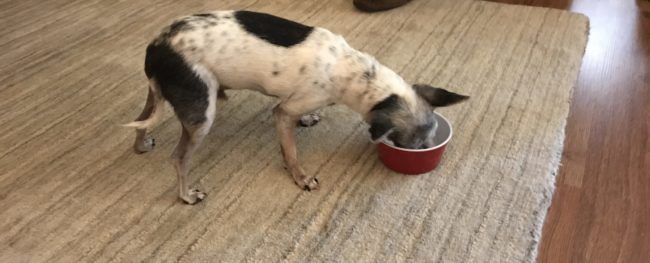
[191,64,219,135]
[168,11,417,117]
[122,79,164,129]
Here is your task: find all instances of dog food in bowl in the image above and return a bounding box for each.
[377,111,452,175]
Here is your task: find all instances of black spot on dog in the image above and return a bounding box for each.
[194,13,217,18]
[144,41,209,125]
[313,80,319,85]
[299,65,307,74]
[369,118,393,141]
[362,71,372,80]
[272,62,281,75]
[329,45,337,55]
[371,94,399,112]
[166,19,193,38]
[368,94,400,141]
[362,64,377,81]
[235,10,314,47]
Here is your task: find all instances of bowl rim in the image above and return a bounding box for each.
[379,111,453,152]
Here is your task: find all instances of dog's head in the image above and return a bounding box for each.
[368,84,468,149]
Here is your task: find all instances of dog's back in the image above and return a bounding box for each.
[148,10,350,99]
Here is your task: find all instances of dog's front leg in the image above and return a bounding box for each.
[273,105,319,190]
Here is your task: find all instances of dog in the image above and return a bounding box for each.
[125,10,468,204]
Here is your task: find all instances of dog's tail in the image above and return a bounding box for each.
[123,79,165,129]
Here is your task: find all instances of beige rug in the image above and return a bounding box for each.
[0,0,588,262]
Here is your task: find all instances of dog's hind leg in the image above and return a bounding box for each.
[142,40,218,204]
[131,80,163,154]
[171,119,212,204]
[168,65,218,205]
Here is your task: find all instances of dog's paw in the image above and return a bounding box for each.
[287,166,319,191]
[134,137,156,154]
[298,113,320,127]
[181,189,206,205]
[297,177,319,191]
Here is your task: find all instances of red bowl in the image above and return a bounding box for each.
[377,112,453,175]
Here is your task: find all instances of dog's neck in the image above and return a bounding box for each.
[330,51,417,119]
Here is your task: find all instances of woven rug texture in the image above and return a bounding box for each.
[0,0,588,262]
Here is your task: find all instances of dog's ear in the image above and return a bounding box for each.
[413,84,469,107]
[369,116,394,142]
[368,94,399,142]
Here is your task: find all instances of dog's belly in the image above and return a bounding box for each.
[208,62,299,98]
[212,71,272,96]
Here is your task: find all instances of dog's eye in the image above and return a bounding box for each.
[418,122,434,131]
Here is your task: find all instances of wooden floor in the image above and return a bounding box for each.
[489,0,650,262]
